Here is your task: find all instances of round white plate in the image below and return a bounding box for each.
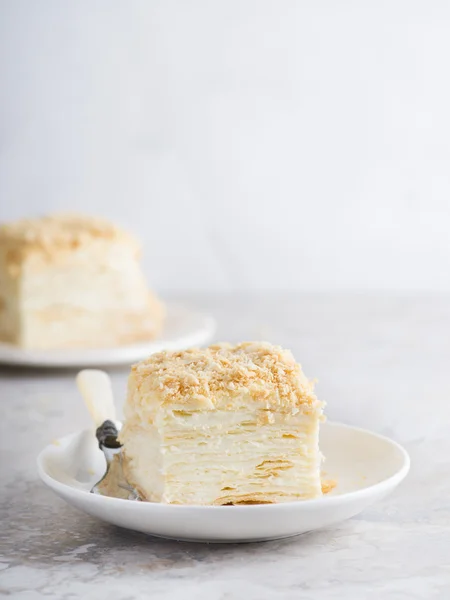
[37,422,410,543]
[0,304,215,368]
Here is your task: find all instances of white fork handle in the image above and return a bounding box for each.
[76,369,116,428]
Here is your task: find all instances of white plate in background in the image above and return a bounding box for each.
[37,422,410,543]
[0,304,215,368]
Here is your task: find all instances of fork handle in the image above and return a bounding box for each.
[76,369,117,427]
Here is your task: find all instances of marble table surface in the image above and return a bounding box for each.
[1,293,449,600]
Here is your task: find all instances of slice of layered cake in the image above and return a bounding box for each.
[0,213,164,348]
[119,342,324,505]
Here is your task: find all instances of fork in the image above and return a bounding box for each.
[76,369,140,500]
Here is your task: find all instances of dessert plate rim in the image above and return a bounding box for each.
[0,303,216,367]
[37,421,410,542]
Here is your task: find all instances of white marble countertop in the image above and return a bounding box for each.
[1,293,449,600]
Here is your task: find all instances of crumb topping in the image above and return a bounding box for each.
[131,342,321,409]
[321,479,337,494]
[0,213,140,273]
[0,213,137,247]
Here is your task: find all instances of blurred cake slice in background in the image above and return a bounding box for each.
[0,213,164,349]
[119,342,324,505]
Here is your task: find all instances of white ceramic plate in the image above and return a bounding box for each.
[0,304,215,368]
[37,422,410,543]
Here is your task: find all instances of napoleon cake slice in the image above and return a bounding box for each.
[119,342,324,505]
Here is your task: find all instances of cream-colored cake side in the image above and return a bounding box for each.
[0,214,164,349]
[0,250,21,344]
[119,343,324,505]
[19,242,164,349]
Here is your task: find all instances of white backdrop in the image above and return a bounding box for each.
[1,0,450,292]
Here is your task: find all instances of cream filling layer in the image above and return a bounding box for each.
[120,409,323,505]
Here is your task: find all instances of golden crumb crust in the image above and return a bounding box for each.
[128,342,322,412]
[0,213,140,275]
[321,479,337,495]
[0,213,136,246]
